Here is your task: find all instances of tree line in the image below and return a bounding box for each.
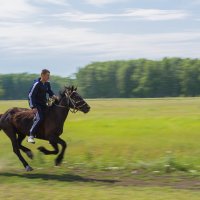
[0,57,200,99]
[0,73,73,100]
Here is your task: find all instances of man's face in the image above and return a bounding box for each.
[41,72,50,82]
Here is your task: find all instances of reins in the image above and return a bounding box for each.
[52,91,86,113]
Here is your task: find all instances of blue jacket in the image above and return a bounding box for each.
[28,78,54,108]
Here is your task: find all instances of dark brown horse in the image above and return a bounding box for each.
[0,86,90,171]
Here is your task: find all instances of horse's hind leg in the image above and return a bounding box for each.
[17,134,34,159]
[4,127,33,171]
[55,137,67,166]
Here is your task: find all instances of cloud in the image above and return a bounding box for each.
[85,0,125,6]
[0,21,199,60]
[33,0,69,6]
[191,0,200,4]
[0,0,69,21]
[53,11,113,22]
[124,9,188,21]
[0,0,38,20]
[54,9,188,22]
[0,0,188,23]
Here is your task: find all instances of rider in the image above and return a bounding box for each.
[27,69,58,143]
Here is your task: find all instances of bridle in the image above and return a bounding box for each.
[53,90,87,113]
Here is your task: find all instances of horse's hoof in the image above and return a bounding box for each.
[26,151,34,159]
[55,159,60,166]
[25,165,33,172]
[55,157,63,166]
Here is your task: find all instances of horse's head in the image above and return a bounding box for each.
[58,86,90,113]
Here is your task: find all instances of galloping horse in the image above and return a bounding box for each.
[0,86,90,171]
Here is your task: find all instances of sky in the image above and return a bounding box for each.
[0,0,199,77]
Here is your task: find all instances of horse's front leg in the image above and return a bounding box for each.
[37,136,59,155]
[37,136,67,166]
[55,137,67,166]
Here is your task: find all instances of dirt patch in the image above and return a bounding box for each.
[117,176,200,190]
[0,168,199,190]
[71,169,200,190]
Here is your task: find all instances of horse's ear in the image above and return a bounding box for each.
[71,85,74,91]
[74,87,77,91]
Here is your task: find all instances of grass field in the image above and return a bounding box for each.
[0,98,200,199]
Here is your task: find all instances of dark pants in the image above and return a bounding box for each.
[30,106,46,137]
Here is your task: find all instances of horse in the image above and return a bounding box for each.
[0,86,90,171]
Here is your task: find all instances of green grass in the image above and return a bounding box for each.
[0,98,200,199]
[0,182,200,200]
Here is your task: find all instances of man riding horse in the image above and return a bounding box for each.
[28,69,58,143]
[0,81,90,171]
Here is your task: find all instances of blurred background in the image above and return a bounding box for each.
[0,0,200,200]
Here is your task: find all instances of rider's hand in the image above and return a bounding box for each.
[32,108,38,114]
[52,95,59,100]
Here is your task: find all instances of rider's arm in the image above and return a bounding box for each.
[47,82,55,98]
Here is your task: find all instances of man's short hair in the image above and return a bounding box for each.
[41,69,50,75]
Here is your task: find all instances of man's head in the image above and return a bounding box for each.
[41,69,50,82]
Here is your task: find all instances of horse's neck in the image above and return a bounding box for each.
[55,107,69,123]
[49,105,69,124]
